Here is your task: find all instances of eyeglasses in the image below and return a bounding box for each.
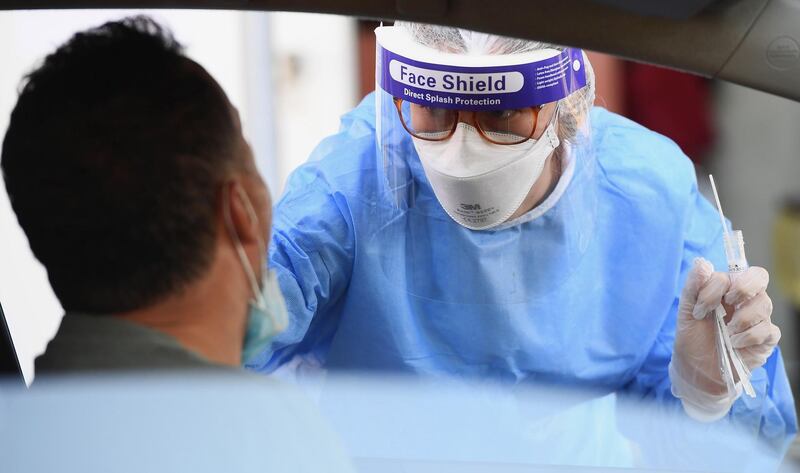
[393,97,545,145]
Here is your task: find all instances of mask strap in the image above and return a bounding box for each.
[222,184,266,309]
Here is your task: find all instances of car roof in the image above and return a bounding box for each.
[0,1,797,100]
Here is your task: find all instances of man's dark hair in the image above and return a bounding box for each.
[1,16,240,313]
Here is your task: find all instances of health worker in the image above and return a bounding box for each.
[249,23,796,444]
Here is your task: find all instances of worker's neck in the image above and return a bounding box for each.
[117,253,248,367]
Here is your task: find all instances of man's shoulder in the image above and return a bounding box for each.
[34,313,228,375]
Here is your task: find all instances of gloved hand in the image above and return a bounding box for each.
[669,257,780,422]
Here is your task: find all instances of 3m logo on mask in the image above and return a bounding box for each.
[454,202,500,227]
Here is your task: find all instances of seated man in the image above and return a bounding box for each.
[2,16,285,374]
[1,18,356,472]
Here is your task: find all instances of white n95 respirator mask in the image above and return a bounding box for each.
[413,118,560,231]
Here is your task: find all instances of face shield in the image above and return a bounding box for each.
[369,25,598,304]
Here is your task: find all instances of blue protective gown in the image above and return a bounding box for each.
[248,94,797,446]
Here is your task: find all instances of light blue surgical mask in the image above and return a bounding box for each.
[223,186,288,364]
[241,269,288,363]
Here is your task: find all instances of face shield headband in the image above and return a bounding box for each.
[375,26,588,111]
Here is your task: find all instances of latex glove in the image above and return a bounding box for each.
[669,258,780,422]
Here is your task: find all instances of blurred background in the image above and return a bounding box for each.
[1,10,799,413]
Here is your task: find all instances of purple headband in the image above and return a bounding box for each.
[379,45,587,111]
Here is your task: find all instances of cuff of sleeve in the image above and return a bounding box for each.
[669,361,740,422]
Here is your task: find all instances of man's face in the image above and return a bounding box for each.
[231,105,272,276]
[241,140,271,250]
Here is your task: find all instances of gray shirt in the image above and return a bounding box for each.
[35,312,224,373]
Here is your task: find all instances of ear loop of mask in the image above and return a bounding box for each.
[222,184,267,310]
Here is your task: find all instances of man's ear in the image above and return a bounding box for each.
[235,185,258,227]
[223,180,260,246]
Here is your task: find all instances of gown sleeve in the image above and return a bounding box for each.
[243,109,377,374]
[622,183,798,450]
